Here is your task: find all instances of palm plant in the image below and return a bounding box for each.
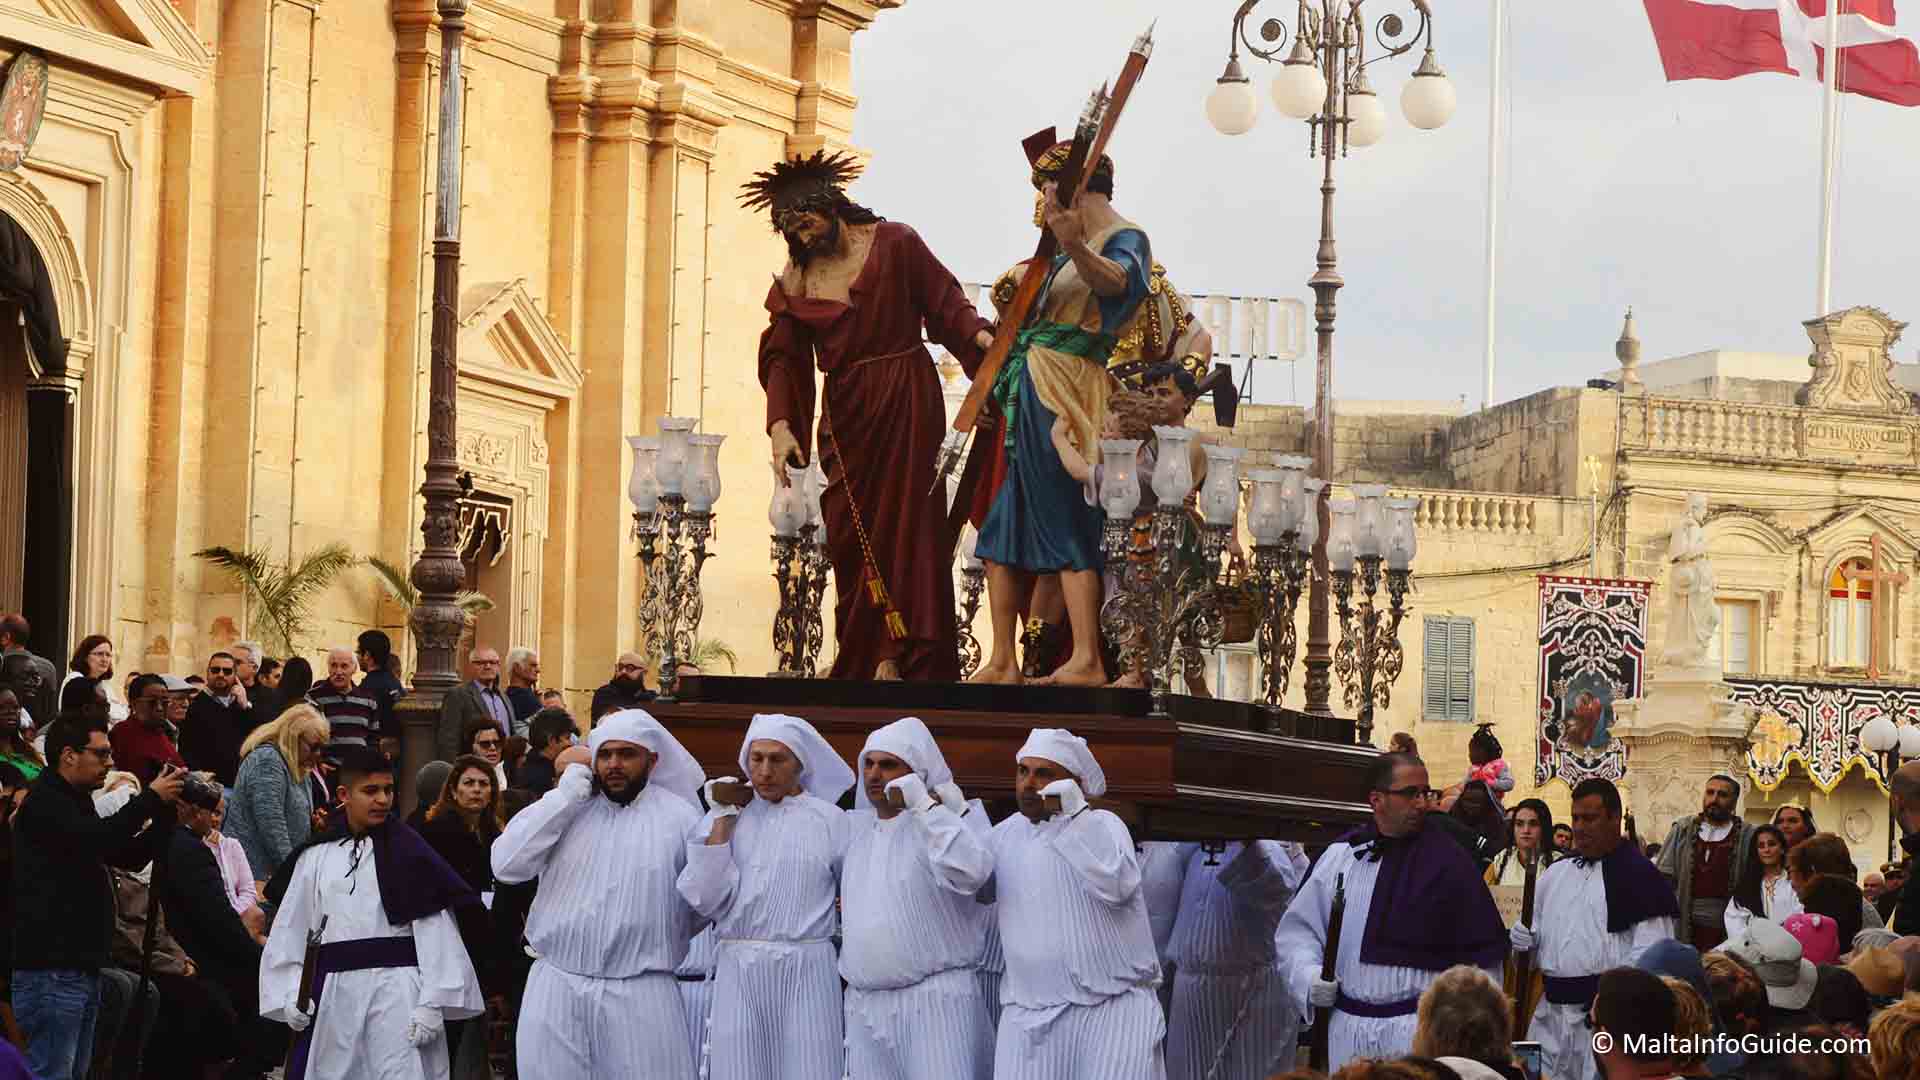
[192,543,361,658]
[689,636,739,673]
[363,556,495,620]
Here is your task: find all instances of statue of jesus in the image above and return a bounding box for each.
[749,151,995,682]
[1662,492,1719,669]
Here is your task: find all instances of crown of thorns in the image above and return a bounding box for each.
[740,150,864,214]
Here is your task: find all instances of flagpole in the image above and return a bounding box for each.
[1817,0,1843,318]
[1482,0,1504,411]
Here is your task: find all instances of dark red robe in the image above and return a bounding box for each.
[758,222,991,681]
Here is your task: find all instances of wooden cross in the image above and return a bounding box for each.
[1842,534,1909,679]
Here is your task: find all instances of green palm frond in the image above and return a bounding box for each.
[366,555,418,609]
[456,590,495,615]
[690,636,738,673]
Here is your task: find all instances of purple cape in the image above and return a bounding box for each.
[264,818,478,926]
[1341,821,1510,972]
[1597,839,1680,933]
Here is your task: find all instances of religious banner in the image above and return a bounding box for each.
[1728,675,1920,794]
[1536,576,1653,787]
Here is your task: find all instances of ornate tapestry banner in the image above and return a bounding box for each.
[1536,576,1652,787]
[1728,676,1920,794]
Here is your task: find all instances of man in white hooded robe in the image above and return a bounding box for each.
[841,716,995,1080]
[988,727,1166,1080]
[678,713,854,1080]
[259,748,484,1080]
[1162,840,1309,1080]
[491,708,708,1080]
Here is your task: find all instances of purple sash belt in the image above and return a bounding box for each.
[1544,974,1601,1007]
[1334,991,1421,1019]
[286,936,421,1080]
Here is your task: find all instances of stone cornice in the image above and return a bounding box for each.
[0,7,209,96]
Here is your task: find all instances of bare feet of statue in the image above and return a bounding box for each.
[1106,670,1146,689]
[1035,656,1106,688]
[874,659,902,681]
[968,656,1023,685]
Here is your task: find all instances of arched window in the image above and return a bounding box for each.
[1828,558,1875,668]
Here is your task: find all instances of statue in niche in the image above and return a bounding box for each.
[1662,492,1719,670]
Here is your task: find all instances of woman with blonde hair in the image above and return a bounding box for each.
[225,703,329,887]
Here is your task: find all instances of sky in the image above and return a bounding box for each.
[849,0,1920,410]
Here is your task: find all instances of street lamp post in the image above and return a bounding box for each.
[399,0,472,804]
[1862,717,1920,865]
[1207,0,1454,726]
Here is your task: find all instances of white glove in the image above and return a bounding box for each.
[406,1005,442,1048]
[1510,922,1536,953]
[557,762,593,801]
[285,1009,311,1033]
[704,777,745,818]
[885,773,935,813]
[933,781,966,812]
[1040,778,1087,819]
[1308,978,1339,1008]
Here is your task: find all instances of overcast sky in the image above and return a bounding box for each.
[849,0,1920,409]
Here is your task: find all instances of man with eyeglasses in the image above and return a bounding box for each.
[1275,752,1508,1073]
[590,651,655,724]
[1509,777,1678,1080]
[181,651,259,788]
[437,645,510,762]
[11,713,184,1080]
[109,672,188,785]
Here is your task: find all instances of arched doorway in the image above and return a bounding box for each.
[0,209,75,663]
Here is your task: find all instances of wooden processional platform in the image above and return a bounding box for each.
[649,675,1377,844]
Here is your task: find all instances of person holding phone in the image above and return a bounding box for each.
[679,713,855,1080]
[1509,778,1679,1080]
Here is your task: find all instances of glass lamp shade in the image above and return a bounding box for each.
[960,524,984,572]
[1345,89,1387,148]
[1098,439,1144,520]
[1901,724,1920,760]
[1151,426,1198,504]
[684,434,725,513]
[1273,60,1328,120]
[1384,496,1420,570]
[1199,445,1247,527]
[786,464,814,524]
[1274,454,1312,535]
[626,436,660,514]
[769,478,805,538]
[1861,715,1900,754]
[1351,484,1388,559]
[1402,72,1457,130]
[1326,497,1358,572]
[1299,478,1325,551]
[655,416,698,496]
[1207,77,1259,136]
[1246,469,1286,546]
[805,463,829,546]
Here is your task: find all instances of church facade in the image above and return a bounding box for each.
[0,0,898,694]
[1207,306,1920,870]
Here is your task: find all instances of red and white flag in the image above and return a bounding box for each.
[1643,0,1920,105]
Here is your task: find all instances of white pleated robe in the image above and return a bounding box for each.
[678,926,719,1062]
[1165,842,1308,1080]
[1525,859,1677,1080]
[1274,842,1502,1074]
[679,792,850,1080]
[840,803,996,1080]
[260,837,484,1080]
[491,777,704,1080]
[989,809,1167,1080]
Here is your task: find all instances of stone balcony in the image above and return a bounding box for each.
[1621,394,1920,470]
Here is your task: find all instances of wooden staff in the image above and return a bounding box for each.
[1311,872,1346,1073]
[1512,853,1538,1035]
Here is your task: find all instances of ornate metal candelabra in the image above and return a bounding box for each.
[769,463,830,677]
[955,527,986,679]
[1326,489,1417,744]
[628,420,724,702]
[1246,460,1320,714]
[1206,0,1453,720]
